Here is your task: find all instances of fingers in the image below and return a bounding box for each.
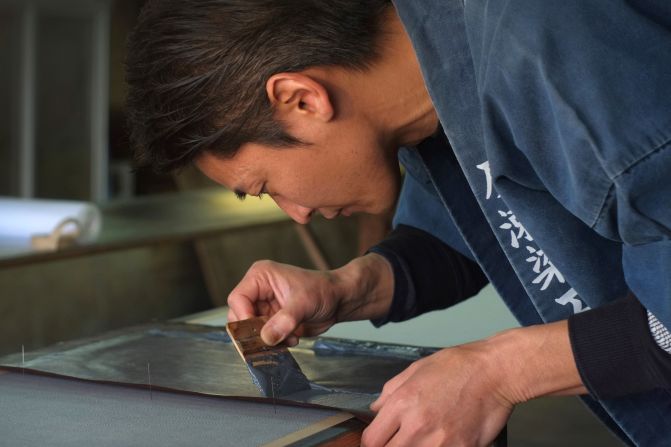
[361,401,401,447]
[365,368,415,446]
[227,284,258,322]
[385,430,413,447]
[370,361,418,412]
[227,260,337,345]
[228,261,278,321]
[285,334,299,347]
[229,303,300,346]
[386,427,445,447]
[261,304,304,346]
[227,262,307,345]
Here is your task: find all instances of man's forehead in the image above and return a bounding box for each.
[196,151,259,190]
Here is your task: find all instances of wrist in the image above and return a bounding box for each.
[485,320,587,406]
[331,253,394,322]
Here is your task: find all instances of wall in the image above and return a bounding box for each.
[324,285,519,347]
[0,216,359,356]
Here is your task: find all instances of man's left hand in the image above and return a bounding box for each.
[362,339,512,447]
[362,320,586,446]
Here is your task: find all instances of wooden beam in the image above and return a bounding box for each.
[260,412,361,447]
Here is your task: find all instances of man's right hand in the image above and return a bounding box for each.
[227,253,394,346]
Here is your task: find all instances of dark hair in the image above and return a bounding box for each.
[126,0,391,173]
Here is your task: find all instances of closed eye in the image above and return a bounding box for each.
[234,189,247,201]
[256,183,268,199]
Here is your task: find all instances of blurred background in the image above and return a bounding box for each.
[0,0,516,357]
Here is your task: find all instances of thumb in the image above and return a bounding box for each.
[261,307,302,346]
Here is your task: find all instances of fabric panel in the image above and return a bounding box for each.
[0,371,338,447]
[0,323,420,417]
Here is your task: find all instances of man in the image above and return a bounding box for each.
[126,1,671,445]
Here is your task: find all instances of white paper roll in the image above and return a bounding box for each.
[0,197,102,245]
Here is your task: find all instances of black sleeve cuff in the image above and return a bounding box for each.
[368,241,415,327]
[367,224,488,327]
[569,293,671,399]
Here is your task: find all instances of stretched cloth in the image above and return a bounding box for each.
[0,370,342,447]
[0,323,429,418]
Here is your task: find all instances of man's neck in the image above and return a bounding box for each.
[367,6,439,148]
[305,6,438,150]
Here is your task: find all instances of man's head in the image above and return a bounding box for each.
[127,0,437,221]
[127,0,391,170]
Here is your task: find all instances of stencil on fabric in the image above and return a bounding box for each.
[0,322,420,417]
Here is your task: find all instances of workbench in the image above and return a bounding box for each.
[0,308,427,446]
[0,306,623,446]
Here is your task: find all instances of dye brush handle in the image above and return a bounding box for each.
[227,317,311,398]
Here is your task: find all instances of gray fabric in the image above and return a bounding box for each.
[0,371,339,447]
[0,323,418,417]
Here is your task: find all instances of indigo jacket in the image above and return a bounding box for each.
[384,0,671,444]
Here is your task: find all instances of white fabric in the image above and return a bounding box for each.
[648,311,671,354]
[0,197,101,245]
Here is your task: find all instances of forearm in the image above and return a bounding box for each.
[486,321,587,406]
[457,294,671,405]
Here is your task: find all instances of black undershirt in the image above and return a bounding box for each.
[569,293,671,398]
[368,224,488,326]
[370,224,671,398]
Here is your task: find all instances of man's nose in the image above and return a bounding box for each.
[273,196,313,224]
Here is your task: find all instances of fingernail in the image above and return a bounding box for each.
[262,324,280,346]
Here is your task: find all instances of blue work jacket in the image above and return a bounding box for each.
[392,0,671,445]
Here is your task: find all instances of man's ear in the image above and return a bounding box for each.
[266,73,334,123]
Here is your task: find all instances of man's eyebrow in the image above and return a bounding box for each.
[233,189,247,201]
